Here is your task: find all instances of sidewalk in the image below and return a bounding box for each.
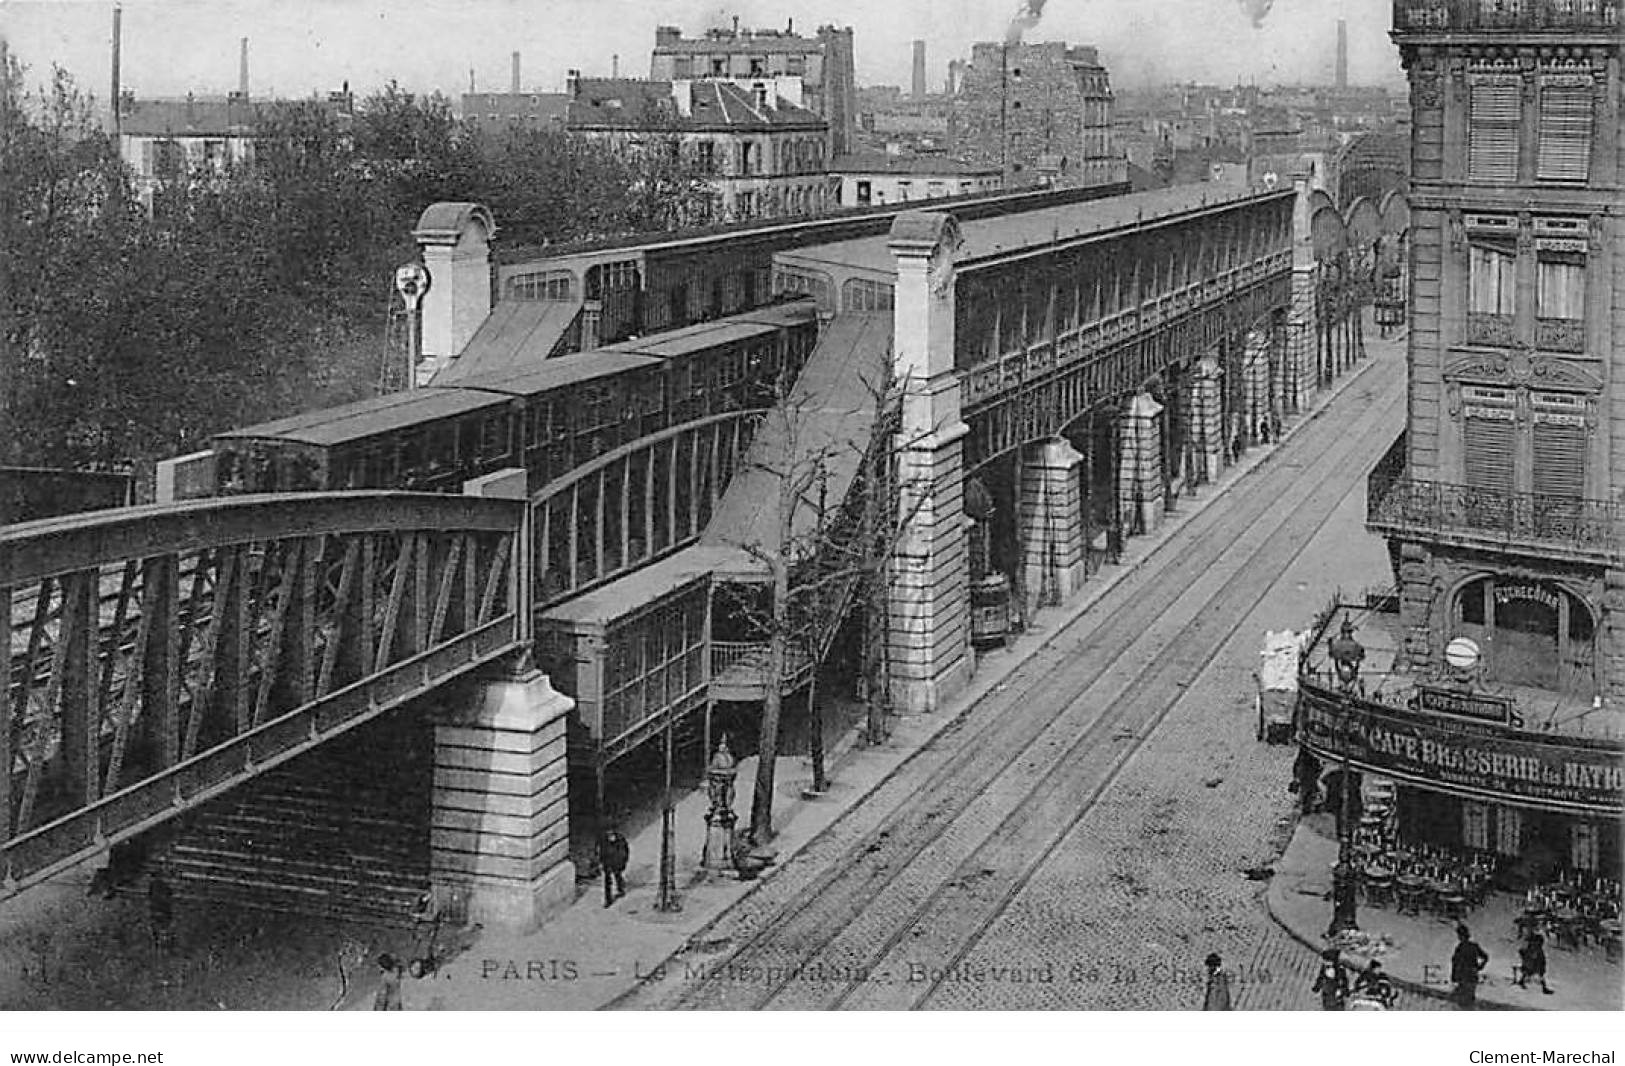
[361,327,1403,1011]
[1266,817,1625,1011]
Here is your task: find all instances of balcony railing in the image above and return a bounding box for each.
[1394,0,1620,31]
[1368,469,1624,563]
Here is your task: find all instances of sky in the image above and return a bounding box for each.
[1,0,1407,105]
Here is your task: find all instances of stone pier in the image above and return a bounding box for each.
[886,211,972,714]
[1119,391,1165,536]
[1018,438,1088,611]
[430,666,577,930]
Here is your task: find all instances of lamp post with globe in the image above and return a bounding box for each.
[1326,617,1367,938]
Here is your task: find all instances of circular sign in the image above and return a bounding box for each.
[1444,637,1480,671]
[394,263,429,309]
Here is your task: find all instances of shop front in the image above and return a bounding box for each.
[1298,678,1623,888]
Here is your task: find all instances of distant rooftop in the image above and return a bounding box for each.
[566,78,824,133]
[829,153,999,177]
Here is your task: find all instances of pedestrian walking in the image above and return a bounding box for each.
[1516,931,1553,995]
[372,953,403,1011]
[1202,953,1233,1011]
[599,826,630,908]
[147,875,175,953]
[1311,948,1348,1011]
[1450,923,1489,1010]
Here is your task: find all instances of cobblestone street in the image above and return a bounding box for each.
[612,336,1429,1011]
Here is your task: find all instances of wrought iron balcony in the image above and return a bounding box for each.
[1394,0,1620,32]
[1368,450,1624,564]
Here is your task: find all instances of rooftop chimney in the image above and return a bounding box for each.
[239,37,249,97]
[566,69,581,98]
[511,51,521,93]
[612,54,619,78]
[1335,19,1348,89]
[912,40,926,99]
[110,5,122,135]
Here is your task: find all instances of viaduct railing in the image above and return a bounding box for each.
[1,492,525,895]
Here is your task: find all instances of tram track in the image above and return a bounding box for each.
[611,367,1402,1011]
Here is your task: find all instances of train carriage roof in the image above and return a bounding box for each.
[448,351,663,398]
[215,388,509,448]
[598,300,817,360]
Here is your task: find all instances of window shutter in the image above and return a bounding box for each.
[1527,419,1579,497]
[1468,80,1521,183]
[1537,83,1592,182]
[1464,413,1515,493]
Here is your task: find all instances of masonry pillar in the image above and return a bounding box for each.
[1397,541,1436,673]
[1118,392,1165,537]
[1287,179,1318,411]
[1193,356,1224,483]
[1018,438,1088,613]
[430,666,577,930]
[886,211,971,714]
[414,202,497,374]
[1242,328,1271,443]
[1603,568,1625,704]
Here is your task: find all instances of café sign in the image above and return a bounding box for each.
[1413,683,1513,725]
[1299,685,1623,814]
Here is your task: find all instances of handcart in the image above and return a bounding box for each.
[1255,629,1304,744]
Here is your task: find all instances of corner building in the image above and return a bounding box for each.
[1351,0,1623,875]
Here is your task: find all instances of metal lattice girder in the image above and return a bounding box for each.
[1,491,526,897]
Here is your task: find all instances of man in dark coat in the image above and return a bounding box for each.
[1311,949,1348,1010]
[599,827,630,908]
[1451,924,1490,1009]
[1516,930,1552,994]
[1202,953,1233,1010]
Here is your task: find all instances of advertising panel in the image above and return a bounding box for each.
[1299,684,1623,814]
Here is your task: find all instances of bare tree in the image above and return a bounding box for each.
[723,366,934,845]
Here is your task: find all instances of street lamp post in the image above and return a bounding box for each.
[394,263,428,391]
[1327,617,1366,938]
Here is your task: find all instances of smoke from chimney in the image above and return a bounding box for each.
[1237,0,1276,28]
[1005,0,1048,45]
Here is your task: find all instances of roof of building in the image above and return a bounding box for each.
[653,32,827,55]
[431,298,584,383]
[565,78,824,133]
[776,182,1287,276]
[448,350,661,398]
[541,546,732,628]
[120,98,265,137]
[829,153,999,177]
[700,311,893,573]
[461,92,571,125]
[216,388,505,447]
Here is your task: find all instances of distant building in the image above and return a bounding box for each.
[649,21,857,157]
[460,91,571,138]
[828,152,1000,207]
[117,88,354,204]
[563,74,831,224]
[949,41,1124,190]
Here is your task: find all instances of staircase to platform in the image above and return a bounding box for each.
[156,709,433,928]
